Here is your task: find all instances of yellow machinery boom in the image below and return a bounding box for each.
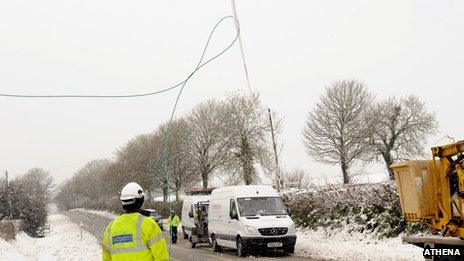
[392,141,464,237]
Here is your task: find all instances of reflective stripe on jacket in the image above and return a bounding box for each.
[168,215,180,227]
[102,212,169,261]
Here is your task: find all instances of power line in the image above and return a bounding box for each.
[0,16,239,255]
[159,16,238,253]
[0,16,238,99]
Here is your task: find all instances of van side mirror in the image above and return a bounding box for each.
[287,207,292,216]
[230,210,238,220]
[188,211,193,218]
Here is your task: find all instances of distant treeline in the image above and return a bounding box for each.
[55,90,289,211]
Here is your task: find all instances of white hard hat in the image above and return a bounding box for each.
[120,182,145,205]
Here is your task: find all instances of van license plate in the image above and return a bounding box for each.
[267,242,283,248]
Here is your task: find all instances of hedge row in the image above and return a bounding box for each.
[285,182,428,238]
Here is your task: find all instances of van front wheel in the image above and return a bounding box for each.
[236,237,248,257]
[285,246,295,255]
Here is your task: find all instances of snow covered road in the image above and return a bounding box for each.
[1,211,425,260]
[0,214,101,261]
[64,209,312,260]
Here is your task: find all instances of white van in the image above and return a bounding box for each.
[208,185,297,257]
[181,195,210,239]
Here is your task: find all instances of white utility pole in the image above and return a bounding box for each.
[231,0,252,93]
[268,109,282,189]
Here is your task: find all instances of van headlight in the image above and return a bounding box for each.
[244,225,259,235]
[288,224,297,235]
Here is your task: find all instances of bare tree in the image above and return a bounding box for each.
[223,91,278,185]
[116,134,158,195]
[149,130,170,201]
[187,99,231,188]
[302,80,374,184]
[369,95,438,179]
[116,130,182,202]
[22,167,55,200]
[158,118,201,201]
[58,159,113,209]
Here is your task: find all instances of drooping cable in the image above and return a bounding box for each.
[0,15,239,256]
[0,16,238,99]
[161,16,238,254]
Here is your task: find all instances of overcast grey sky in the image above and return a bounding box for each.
[1,0,463,184]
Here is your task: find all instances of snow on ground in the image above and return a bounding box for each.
[0,214,101,261]
[0,237,23,260]
[70,208,118,219]
[295,227,423,261]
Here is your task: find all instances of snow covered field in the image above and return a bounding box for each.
[0,214,101,261]
[295,227,423,260]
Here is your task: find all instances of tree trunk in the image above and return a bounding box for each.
[244,160,253,185]
[241,135,254,185]
[382,152,395,180]
[201,168,208,189]
[341,160,350,184]
[162,185,168,202]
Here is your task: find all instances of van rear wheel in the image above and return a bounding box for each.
[212,235,222,252]
[236,237,248,257]
[189,236,196,248]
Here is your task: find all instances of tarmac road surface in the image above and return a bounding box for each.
[64,210,312,261]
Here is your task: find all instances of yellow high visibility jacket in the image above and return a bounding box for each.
[102,212,169,261]
[168,215,180,227]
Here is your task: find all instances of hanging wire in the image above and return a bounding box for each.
[0,17,238,99]
[0,15,239,256]
[160,16,239,254]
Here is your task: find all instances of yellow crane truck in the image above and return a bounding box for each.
[392,141,464,260]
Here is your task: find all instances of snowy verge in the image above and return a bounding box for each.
[295,227,423,260]
[70,208,118,220]
[0,214,101,261]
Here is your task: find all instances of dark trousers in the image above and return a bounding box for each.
[170,226,178,244]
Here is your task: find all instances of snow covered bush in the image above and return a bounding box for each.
[0,168,54,238]
[286,182,428,238]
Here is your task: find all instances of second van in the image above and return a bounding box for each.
[208,185,297,257]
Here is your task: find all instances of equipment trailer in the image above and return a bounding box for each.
[392,141,464,260]
[189,200,210,248]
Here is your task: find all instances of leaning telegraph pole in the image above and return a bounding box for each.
[232,0,282,188]
[268,109,282,189]
[231,0,252,93]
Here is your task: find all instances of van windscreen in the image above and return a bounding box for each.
[237,197,287,216]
